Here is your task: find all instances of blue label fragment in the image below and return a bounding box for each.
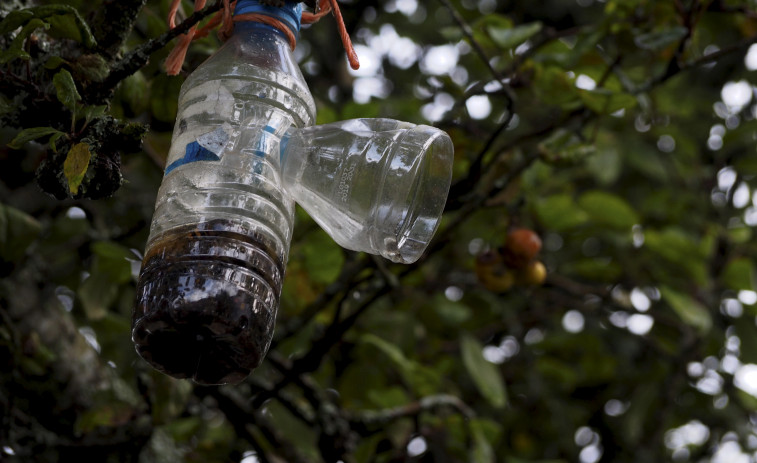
[164,141,222,175]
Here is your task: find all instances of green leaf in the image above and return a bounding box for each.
[92,241,134,261]
[660,286,712,334]
[73,54,109,82]
[534,194,589,231]
[579,89,637,114]
[0,6,95,48]
[361,333,413,372]
[63,142,92,195]
[80,104,108,127]
[8,127,65,149]
[634,26,688,50]
[538,129,597,165]
[360,333,440,396]
[562,258,623,282]
[49,132,66,152]
[735,320,757,364]
[45,12,96,47]
[0,204,42,263]
[78,272,117,320]
[470,419,496,463]
[460,332,507,409]
[117,72,150,115]
[439,26,463,42]
[0,47,31,65]
[433,294,472,325]
[91,241,134,284]
[0,9,35,34]
[533,66,581,109]
[487,21,542,49]
[0,18,49,64]
[644,228,709,285]
[0,94,13,117]
[53,69,81,112]
[722,258,756,291]
[578,190,640,229]
[44,55,69,69]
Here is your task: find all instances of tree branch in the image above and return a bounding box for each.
[86,0,224,102]
[90,0,147,61]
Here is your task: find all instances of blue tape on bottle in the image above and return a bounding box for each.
[234,0,303,37]
[164,142,223,175]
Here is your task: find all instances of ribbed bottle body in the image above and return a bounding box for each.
[132,24,315,385]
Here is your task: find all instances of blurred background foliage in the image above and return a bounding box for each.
[2,0,757,461]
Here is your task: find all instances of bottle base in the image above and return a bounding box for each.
[132,220,283,385]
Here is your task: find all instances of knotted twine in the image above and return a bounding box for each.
[165,0,360,76]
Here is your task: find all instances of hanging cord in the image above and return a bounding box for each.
[302,0,359,70]
[165,0,359,76]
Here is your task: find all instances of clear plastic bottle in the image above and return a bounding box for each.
[132,1,315,385]
[280,118,453,264]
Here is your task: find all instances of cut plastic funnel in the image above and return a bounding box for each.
[280,118,454,264]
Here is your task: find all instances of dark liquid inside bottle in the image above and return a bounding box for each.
[132,219,284,385]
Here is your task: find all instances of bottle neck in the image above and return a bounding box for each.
[233,0,302,39]
[232,21,293,47]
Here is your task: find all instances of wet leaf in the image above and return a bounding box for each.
[63,142,92,195]
[460,332,507,409]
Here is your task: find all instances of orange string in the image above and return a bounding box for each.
[233,13,297,49]
[165,0,360,76]
[302,0,359,70]
[165,0,207,75]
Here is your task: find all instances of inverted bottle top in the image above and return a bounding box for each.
[234,0,303,37]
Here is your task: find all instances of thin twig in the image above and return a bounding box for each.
[438,0,516,204]
[637,33,757,93]
[350,394,475,429]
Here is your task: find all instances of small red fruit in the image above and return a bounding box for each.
[502,228,542,269]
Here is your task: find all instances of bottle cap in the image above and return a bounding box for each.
[234,0,303,37]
